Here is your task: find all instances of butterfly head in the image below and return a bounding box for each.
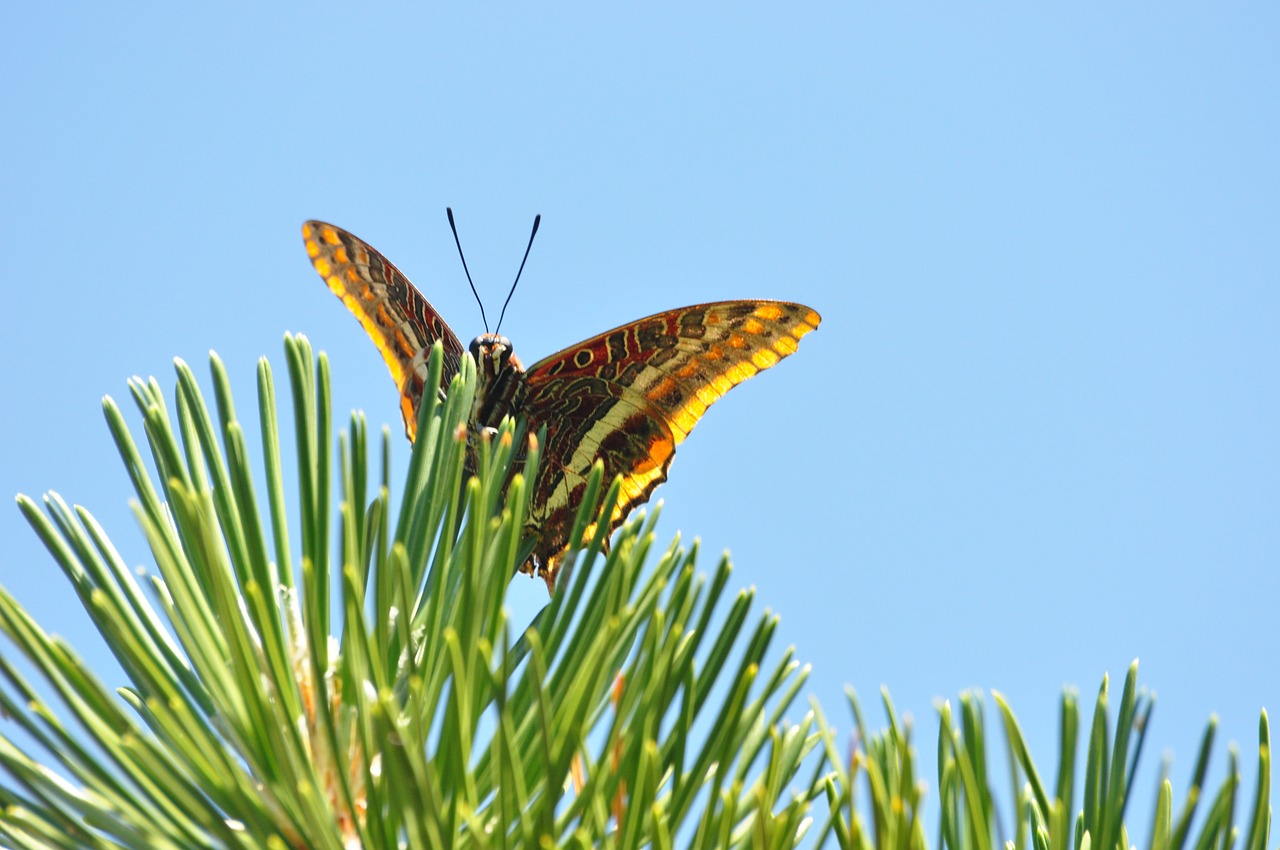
[469,334,524,377]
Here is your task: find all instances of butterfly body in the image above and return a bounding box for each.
[469,333,528,432]
[303,220,821,588]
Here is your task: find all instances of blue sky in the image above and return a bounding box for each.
[2,2,1276,835]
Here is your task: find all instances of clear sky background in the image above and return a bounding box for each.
[2,2,1276,837]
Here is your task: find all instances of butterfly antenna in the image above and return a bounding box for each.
[447,207,489,333]
[495,213,541,335]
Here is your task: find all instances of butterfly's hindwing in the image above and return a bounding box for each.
[302,221,465,438]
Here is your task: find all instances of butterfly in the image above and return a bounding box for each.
[302,219,821,590]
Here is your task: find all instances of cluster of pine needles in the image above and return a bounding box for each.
[0,336,1270,849]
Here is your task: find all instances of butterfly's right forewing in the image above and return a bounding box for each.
[303,221,465,439]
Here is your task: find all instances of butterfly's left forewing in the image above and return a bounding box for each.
[303,221,465,439]
[521,300,821,579]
